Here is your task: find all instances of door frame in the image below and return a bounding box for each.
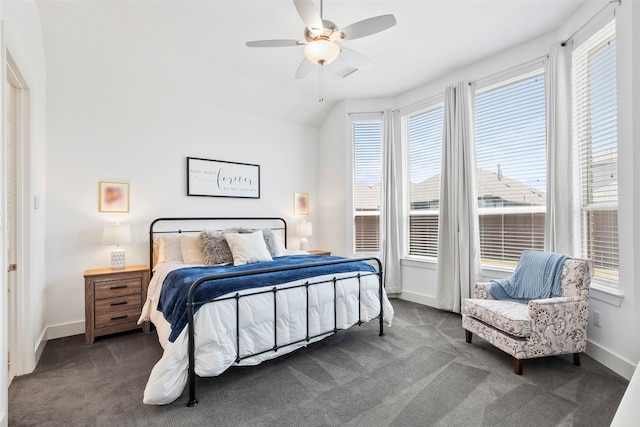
[4,33,34,381]
[1,25,35,426]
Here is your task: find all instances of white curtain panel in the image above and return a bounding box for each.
[381,109,402,294]
[436,82,481,313]
[545,41,574,255]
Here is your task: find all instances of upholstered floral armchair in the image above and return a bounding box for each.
[461,257,592,374]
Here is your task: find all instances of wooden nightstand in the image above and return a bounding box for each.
[84,265,150,345]
[308,250,331,256]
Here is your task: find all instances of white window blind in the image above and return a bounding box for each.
[402,104,443,258]
[353,118,382,253]
[475,68,547,267]
[572,19,618,285]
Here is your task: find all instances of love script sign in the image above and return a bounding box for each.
[187,157,260,198]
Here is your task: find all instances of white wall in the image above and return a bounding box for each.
[42,4,318,336]
[0,0,48,424]
[317,100,349,256]
[318,2,639,379]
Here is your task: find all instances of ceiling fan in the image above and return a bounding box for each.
[246,0,396,79]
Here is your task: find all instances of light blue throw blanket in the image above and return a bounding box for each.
[489,251,566,303]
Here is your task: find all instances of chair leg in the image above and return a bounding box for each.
[514,358,523,375]
[465,330,472,343]
[573,353,581,367]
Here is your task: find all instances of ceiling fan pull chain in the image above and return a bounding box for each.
[318,63,324,102]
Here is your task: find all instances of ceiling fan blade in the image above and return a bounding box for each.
[340,14,396,40]
[339,47,373,71]
[293,0,323,33]
[246,40,301,48]
[295,57,315,79]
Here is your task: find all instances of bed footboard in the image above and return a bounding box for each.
[185,257,385,407]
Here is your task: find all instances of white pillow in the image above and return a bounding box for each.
[152,237,161,268]
[181,235,204,265]
[262,228,286,257]
[224,230,273,266]
[157,235,183,264]
[269,230,286,257]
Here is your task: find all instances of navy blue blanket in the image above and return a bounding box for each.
[158,255,377,342]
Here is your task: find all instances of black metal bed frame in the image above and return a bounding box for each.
[149,217,385,407]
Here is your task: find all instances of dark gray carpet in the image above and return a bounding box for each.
[9,299,628,426]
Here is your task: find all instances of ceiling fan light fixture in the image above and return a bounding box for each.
[304,39,340,65]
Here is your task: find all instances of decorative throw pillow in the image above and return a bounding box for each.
[199,230,234,265]
[157,235,183,264]
[224,230,273,266]
[262,228,286,257]
[226,227,252,234]
[181,235,204,265]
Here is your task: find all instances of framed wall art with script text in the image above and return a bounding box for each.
[187,157,260,199]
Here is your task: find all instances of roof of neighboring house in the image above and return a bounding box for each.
[355,168,547,211]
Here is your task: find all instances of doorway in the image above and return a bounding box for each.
[5,49,29,383]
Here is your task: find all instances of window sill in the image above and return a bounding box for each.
[401,257,437,270]
[589,282,624,307]
[481,264,515,275]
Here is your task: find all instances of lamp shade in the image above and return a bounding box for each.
[304,39,340,65]
[102,223,131,246]
[296,221,313,237]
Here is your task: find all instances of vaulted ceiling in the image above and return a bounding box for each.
[37,0,586,127]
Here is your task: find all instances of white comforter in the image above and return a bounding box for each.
[138,260,394,405]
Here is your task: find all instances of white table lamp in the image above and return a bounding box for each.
[102,223,131,269]
[297,221,313,252]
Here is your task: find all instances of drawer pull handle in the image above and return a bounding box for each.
[110,301,128,306]
[110,285,128,290]
[111,315,128,321]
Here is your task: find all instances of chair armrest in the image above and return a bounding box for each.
[528,296,590,342]
[473,282,494,299]
[529,295,584,309]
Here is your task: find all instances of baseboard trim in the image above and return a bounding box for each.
[35,329,47,366]
[586,339,637,380]
[398,290,438,308]
[47,321,84,341]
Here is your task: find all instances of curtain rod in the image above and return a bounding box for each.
[469,54,548,86]
[348,111,384,117]
[393,92,444,113]
[561,0,621,46]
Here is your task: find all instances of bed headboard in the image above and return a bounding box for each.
[148,217,287,275]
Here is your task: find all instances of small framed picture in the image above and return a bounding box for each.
[294,193,309,216]
[99,181,130,213]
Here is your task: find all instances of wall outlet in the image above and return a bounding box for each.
[593,310,601,327]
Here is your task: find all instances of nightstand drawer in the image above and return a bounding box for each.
[94,277,141,299]
[95,304,141,329]
[94,293,141,316]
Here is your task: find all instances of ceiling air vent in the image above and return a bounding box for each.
[335,67,358,78]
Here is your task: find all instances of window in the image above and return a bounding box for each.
[572,19,618,285]
[352,118,382,253]
[475,67,547,267]
[402,103,443,258]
